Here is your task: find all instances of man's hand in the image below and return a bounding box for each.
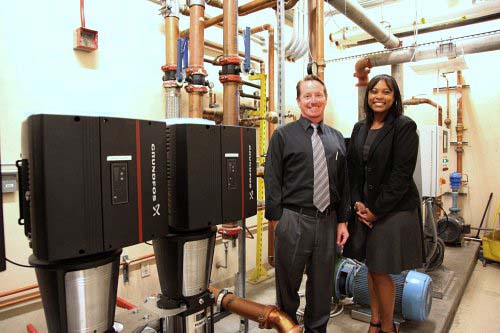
[337,222,349,246]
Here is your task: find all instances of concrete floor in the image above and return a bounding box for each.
[214,240,500,333]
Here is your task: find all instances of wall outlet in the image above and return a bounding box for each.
[140,263,150,278]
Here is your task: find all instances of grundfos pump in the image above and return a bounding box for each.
[17,114,256,333]
[437,172,470,245]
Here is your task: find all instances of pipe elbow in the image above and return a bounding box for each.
[266,308,303,333]
[354,57,372,87]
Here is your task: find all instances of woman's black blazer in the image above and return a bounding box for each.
[347,114,420,218]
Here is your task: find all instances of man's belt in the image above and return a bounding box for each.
[284,204,333,218]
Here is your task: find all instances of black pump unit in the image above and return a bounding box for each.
[437,213,470,245]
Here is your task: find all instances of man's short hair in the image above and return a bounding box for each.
[296,74,328,99]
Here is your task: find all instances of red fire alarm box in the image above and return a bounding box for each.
[74,27,98,51]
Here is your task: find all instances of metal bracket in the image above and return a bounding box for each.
[122,255,131,284]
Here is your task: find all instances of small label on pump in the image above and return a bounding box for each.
[194,310,206,329]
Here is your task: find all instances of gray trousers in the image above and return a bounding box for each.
[275,208,337,333]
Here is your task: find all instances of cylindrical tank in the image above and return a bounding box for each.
[334,259,433,321]
[29,250,121,333]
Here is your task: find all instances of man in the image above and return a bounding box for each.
[264,75,350,333]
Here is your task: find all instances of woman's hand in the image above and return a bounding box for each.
[354,201,366,213]
[357,207,377,228]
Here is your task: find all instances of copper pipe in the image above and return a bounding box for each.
[209,287,302,332]
[354,57,372,87]
[308,0,317,64]
[182,0,275,37]
[206,0,224,8]
[0,284,38,298]
[189,5,205,71]
[0,291,40,309]
[189,92,205,118]
[442,73,451,128]
[204,40,265,65]
[316,0,325,80]
[165,16,179,67]
[403,97,443,126]
[456,70,464,174]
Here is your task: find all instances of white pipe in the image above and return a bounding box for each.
[293,0,309,60]
[326,0,400,48]
[369,33,500,67]
[285,5,300,57]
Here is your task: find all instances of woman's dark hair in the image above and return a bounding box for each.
[364,74,403,123]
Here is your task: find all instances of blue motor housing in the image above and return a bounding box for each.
[334,259,433,321]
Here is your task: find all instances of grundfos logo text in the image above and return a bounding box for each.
[248,144,254,200]
[151,144,160,216]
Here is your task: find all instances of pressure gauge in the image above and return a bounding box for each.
[307,62,318,75]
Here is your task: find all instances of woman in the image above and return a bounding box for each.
[346,74,425,333]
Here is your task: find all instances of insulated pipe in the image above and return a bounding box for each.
[365,33,500,67]
[403,97,443,126]
[326,0,401,49]
[391,63,404,101]
[209,287,303,333]
[456,70,464,174]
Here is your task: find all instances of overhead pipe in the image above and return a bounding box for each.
[181,0,299,37]
[363,33,500,67]
[456,70,464,174]
[326,0,400,119]
[326,0,401,49]
[209,287,303,333]
[403,97,443,126]
[185,0,208,119]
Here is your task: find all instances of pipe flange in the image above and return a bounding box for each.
[219,74,242,84]
[163,80,179,88]
[185,84,208,93]
[187,0,205,8]
[186,67,208,76]
[216,288,230,313]
[162,64,178,72]
[219,56,241,66]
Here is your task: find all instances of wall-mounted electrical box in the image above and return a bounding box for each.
[418,125,450,197]
[74,27,98,51]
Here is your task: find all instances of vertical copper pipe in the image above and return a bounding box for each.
[189,92,204,118]
[165,17,179,67]
[209,287,303,332]
[186,3,207,119]
[222,0,239,126]
[443,74,451,128]
[456,70,464,174]
[308,0,317,64]
[189,5,205,71]
[316,0,325,80]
